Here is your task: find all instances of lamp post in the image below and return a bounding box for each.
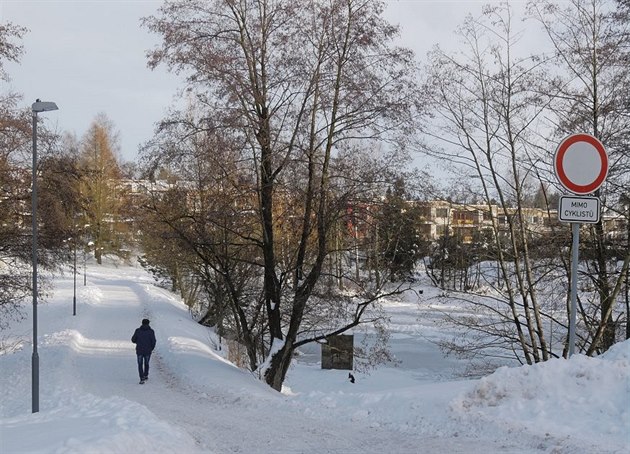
[73,233,77,316]
[83,230,92,287]
[31,99,58,414]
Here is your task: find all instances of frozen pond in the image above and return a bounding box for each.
[294,298,468,382]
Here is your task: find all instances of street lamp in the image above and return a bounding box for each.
[83,228,92,287]
[73,233,77,316]
[31,99,58,414]
[64,234,77,316]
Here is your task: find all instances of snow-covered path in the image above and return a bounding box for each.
[64,268,524,453]
[1,260,628,453]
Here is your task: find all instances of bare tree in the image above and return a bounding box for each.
[0,22,27,81]
[143,0,422,390]
[0,22,33,330]
[529,0,630,354]
[423,4,558,365]
[0,22,70,331]
[139,107,267,371]
[0,96,31,330]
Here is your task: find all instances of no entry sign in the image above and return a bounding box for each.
[553,133,608,358]
[554,133,608,195]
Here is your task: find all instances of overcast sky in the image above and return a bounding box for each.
[1,0,505,163]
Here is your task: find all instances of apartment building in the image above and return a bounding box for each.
[121,180,627,246]
[411,200,556,244]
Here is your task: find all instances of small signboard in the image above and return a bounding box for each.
[321,335,354,370]
[558,195,601,223]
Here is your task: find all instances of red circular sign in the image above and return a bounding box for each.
[554,133,608,195]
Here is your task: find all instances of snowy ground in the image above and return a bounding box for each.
[1,258,628,454]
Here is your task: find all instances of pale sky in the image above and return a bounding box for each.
[1,0,504,163]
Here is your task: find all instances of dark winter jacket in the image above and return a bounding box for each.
[132,324,156,355]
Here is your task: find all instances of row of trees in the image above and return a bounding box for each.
[139,0,425,390]
[0,19,131,330]
[422,0,629,365]
[137,0,629,388]
[1,0,425,390]
[2,0,628,392]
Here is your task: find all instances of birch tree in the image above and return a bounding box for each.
[529,0,630,354]
[424,4,555,364]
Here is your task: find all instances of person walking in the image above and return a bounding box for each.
[131,318,156,384]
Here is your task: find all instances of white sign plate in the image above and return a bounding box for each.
[558,196,601,223]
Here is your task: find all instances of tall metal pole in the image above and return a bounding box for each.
[73,236,77,316]
[569,222,580,357]
[31,111,39,413]
[30,100,57,414]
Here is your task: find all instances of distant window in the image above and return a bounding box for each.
[418,207,431,218]
[436,208,448,218]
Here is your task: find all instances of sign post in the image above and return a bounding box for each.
[554,133,607,357]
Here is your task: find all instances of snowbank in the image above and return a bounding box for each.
[1,393,200,454]
[452,340,630,452]
[1,260,628,453]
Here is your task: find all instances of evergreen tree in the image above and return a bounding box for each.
[379,178,423,281]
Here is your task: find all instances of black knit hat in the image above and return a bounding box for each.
[142,318,150,325]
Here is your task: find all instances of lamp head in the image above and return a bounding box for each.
[32,100,58,113]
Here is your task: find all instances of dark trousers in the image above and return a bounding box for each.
[137,353,151,379]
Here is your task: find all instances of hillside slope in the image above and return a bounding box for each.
[1,259,628,453]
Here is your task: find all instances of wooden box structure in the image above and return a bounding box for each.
[321,334,354,370]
